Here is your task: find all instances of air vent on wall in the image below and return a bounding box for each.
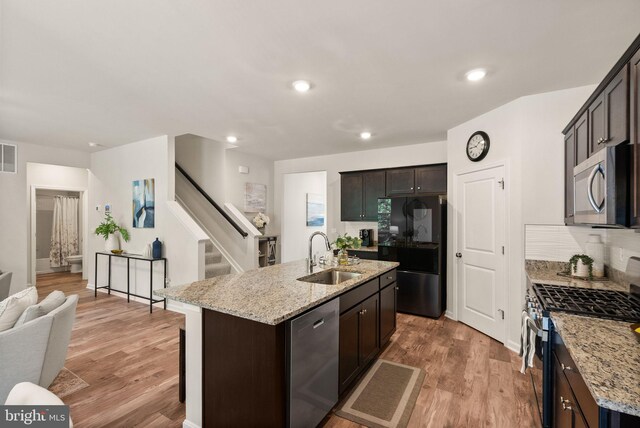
[0,143,17,173]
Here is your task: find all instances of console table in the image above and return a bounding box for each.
[94,252,167,313]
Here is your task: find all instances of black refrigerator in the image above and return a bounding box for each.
[377,196,446,318]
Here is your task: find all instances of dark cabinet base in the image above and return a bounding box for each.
[202,309,286,428]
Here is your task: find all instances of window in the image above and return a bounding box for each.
[1,143,17,173]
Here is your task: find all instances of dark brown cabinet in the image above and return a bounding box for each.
[386,168,415,195]
[379,282,397,344]
[588,93,606,156]
[575,111,589,166]
[415,164,447,194]
[588,66,629,156]
[603,65,629,147]
[338,293,379,393]
[363,171,386,221]
[564,126,576,224]
[553,354,588,428]
[340,170,385,221]
[340,173,364,221]
[631,49,640,227]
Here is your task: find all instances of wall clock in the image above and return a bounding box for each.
[466,131,490,162]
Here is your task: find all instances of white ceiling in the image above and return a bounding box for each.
[1,1,639,160]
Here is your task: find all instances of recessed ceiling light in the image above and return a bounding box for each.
[226,135,238,143]
[88,142,101,147]
[292,80,312,93]
[360,131,372,140]
[465,69,487,82]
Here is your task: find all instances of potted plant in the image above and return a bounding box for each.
[333,234,362,266]
[252,213,270,234]
[568,254,594,280]
[95,213,130,252]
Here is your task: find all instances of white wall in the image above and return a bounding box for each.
[282,171,327,263]
[88,135,202,299]
[273,141,448,251]
[0,140,90,292]
[225,149,274,226]
[446,84,597,351]
[525,225,640,273]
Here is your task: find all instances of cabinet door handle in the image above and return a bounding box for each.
[417,186,421,190]
[410,187,414,190]
[561,363,572,371]
[395,286,399,290]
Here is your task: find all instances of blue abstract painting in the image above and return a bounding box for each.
[132,178,155,228]
[306,193,325,227]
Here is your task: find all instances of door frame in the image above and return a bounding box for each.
[29,185,88,286]
[451,160,510,344]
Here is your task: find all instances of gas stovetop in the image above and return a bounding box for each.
[532,283,640,323]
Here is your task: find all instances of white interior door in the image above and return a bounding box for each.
[456,165,506,342]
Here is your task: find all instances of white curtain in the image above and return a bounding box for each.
[50,196,79,267]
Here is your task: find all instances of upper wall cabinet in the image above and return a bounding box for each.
[386,168,415,195]
[564,126,576,224]
[631,48,640,227]
[562,34,639,226]
[386,164,447,196]
[340,170,385,221]
[415,165,447,194]
[341,164,447,222]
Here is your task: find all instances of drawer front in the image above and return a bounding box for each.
[379,269,397,289]
[339,278,379,313]
[553,334,598,427]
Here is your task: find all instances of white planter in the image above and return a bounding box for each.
[585,234,605,277]
[574,260,590,278]
[105,234,120,252]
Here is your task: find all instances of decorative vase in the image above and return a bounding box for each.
[152,238,163,259]
[105,234,120,252]
[585,234,605,277]
[574,260,590,278]
[337,249,349,266]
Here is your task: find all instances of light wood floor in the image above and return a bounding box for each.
[37,272,539,428]
[36,272,185,427]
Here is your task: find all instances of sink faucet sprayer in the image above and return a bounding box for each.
[308,231,331,273]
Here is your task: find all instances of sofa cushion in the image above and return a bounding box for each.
[0,287,38,332]
[13,291,66,327]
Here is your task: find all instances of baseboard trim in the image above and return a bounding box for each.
[506,339,520,354]
[183,419,200,428]
[445,309,456,320]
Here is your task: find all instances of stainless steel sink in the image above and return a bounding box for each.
[298,269,363,285]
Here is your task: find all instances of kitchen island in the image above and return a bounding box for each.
[156,258,399,428]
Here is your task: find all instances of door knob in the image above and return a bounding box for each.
[455,252,462,258]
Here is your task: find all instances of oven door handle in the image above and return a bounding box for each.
[587,164,605,213]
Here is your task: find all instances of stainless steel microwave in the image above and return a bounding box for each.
[573,144,629,226]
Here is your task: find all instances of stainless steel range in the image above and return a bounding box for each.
[524,257,640,428]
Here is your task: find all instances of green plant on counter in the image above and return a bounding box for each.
[568,254,594,280]
[94,213,130,242]
[333,234,362,251]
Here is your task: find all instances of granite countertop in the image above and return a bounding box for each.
[353,245,378,253]
[525,260,627,292]
[550,313,640,416]
[525,260,639,416]
[155,259,398,325]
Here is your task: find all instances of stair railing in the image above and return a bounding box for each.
[175,162,248,238]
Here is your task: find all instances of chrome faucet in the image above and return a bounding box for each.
[308,231,331,273]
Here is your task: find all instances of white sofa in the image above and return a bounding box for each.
[0,293,78,403]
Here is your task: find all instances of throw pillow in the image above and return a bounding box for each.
[0,287,38,332]
[12,290,66,328]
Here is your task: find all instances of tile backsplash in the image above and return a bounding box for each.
[525,225,640,271]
